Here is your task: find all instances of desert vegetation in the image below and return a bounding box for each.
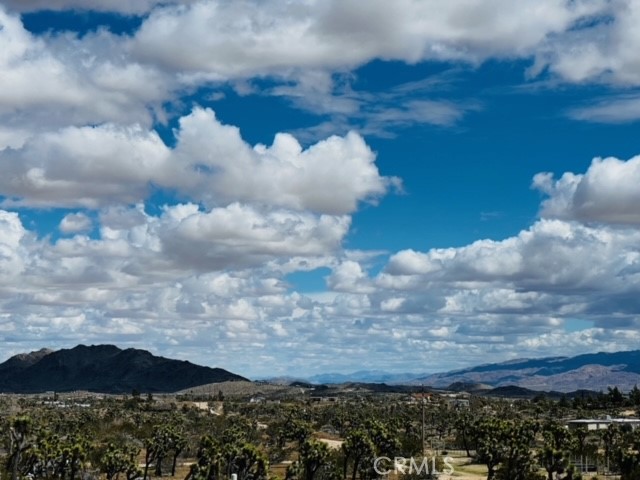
[2,386,640,480]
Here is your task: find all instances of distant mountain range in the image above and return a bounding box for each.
[308,370,423,385]
[301,350,640,393]
[4,345,640,395]
[0,344,247,393]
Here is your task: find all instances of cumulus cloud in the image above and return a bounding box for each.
[0,92,388,375]
[0,202,347,329]
[381,219,640,296]
[534,155,640,225]
[0,108,396,213]
[174,109,398,214]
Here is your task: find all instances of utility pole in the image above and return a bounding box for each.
[421,384,425,457]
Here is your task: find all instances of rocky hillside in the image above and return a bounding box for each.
[414,350,640,392]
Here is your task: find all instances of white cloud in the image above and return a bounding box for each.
[386,249,452,275]
[371,99,470,128]
[326,261,375,294]
[567,94,640,123]
[543,0,640,85]
[534,155,640,225]
[0,211,27,281]
[0,8,172,147]
[0,124,173,208]
[279,73,477,140]
[156,203,351,271]
[0,197,350,302]
[0,10,85,117]
[59,213,93,234]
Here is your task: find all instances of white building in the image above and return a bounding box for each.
[566,417,640,431]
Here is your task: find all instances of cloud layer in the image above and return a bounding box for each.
[1,1,640,376]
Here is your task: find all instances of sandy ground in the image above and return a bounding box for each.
[318,438,344,450]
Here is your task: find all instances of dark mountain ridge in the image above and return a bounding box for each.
[0,344,247,394]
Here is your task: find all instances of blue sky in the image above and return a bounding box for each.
[1,0,640,378]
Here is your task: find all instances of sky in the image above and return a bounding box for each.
[1,0,640,379]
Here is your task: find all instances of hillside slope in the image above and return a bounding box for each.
[414,350,640,392]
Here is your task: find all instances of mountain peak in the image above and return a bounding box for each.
[2,348,54,368]
[16,347,54,358]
